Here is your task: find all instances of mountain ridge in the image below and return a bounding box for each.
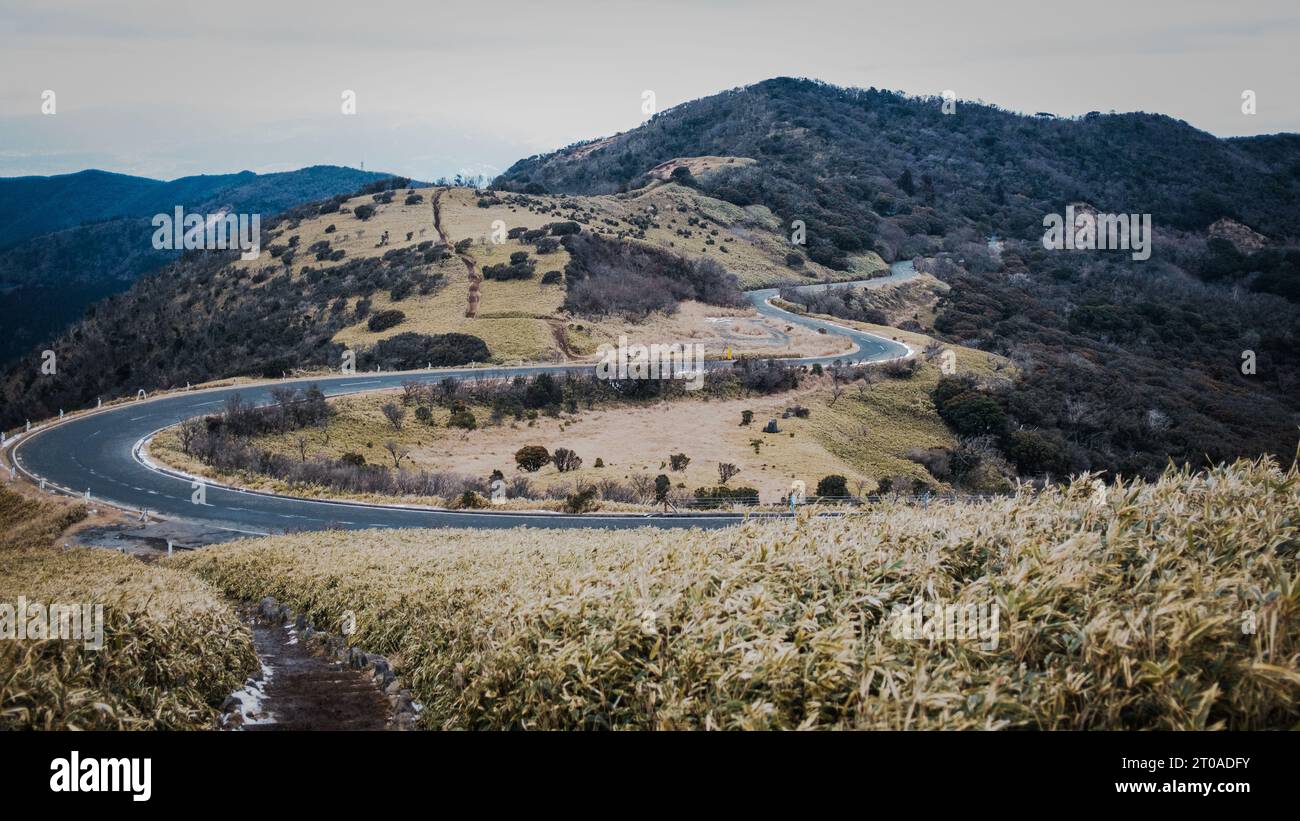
[496,77,1300,260]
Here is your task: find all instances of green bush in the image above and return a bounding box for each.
[654,474,671,503]
[515,446,550,472]
[367,309,406,332]
[692,485,760,508]
[1005,429,1068,476]
[816,474,849,499]
[939,392,1007,436]
[365,332,490,370]
[563,487,599,514]
[448,409,477,430]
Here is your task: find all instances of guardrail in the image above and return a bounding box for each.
[680,492,1007,510]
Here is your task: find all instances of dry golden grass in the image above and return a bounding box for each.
[806,334,1008,485]
[645,155,757,181]
[174,457,1299,730]
[190,184,893,367]
[604,183,885,289]
[250,190,439,281]
[0,487,256,730]
[311,188,562,362]
[332,283,561,364]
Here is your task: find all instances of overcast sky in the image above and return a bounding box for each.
[2,0,1297,181]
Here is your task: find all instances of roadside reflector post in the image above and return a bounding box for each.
[167,540,174,557]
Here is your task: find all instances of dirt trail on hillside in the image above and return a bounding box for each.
[432,188,481,318]
[547,319,576,360]
[226,605,392,731]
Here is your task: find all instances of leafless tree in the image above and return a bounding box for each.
[829,383,845,406]
[383,440,411,469]
[176,419,203,456]
[628,473,656,503]
[400,380,422,405]
[553,448,583,472]
[382,402,406,430]
[718,463,740,484]
[293,434,310,462]
[270,386,297,430]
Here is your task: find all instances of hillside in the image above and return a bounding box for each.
[497,77,1300,478]
[497,77,1300,260]
[8,453,1294,731]
[0,176,879,430]
[0,165,396,365]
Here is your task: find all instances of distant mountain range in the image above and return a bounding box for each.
[0,165,401,364]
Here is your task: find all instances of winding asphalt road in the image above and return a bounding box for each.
[7,263,916,535]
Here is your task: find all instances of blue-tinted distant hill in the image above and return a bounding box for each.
[0,165,397,250]
[0,165,410,365]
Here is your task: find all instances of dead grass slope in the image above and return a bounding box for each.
[175,457,1299,730]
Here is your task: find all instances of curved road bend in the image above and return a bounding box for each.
[11,263,916,535]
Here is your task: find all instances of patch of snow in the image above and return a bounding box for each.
[225,661,276,728]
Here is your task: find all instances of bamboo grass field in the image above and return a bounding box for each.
[0,488,257,730]
[170,457,1300,730]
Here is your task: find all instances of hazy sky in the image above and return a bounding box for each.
[2,0,1297,181]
